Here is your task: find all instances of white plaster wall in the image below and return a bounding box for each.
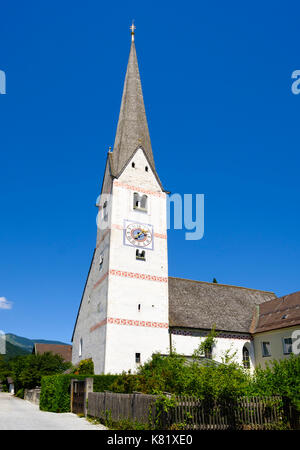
[118,148,162,191]
[72,233,110,374]
[171,332,255,369]
[105,325,169,373]
[104,149,170,373]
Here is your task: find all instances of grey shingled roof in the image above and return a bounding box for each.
[111,41,158,179]
[168,277,276,333]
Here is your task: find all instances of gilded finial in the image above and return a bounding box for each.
[130,21,136,42]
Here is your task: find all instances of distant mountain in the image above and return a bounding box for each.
[3,333,69,359]
[5,334,35,353]
[3,340,31,359]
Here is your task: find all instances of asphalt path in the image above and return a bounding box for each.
[0,393,107,430]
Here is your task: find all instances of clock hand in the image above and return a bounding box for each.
[135,230,147,239]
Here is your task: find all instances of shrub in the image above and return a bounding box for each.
[73,358,94,375]
[40,375,71,412]
[247,354,300,410]
[93,374,120,392]
[40,374,120,412]
[109,371,139,393]
[15,388,24,398]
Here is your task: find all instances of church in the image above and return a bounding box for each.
[71,27,277,374]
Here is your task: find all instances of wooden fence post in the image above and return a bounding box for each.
[70,379,75,413]
[84,377,94,417]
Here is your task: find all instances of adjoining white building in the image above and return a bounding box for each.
[71,28,276,374]
[168,277,275,370]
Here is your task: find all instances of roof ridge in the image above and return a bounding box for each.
[258,290,300,308]
[168,276,276,295]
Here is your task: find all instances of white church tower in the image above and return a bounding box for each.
[72,26,170,374]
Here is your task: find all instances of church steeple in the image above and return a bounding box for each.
[111,25,155,176]
[72,25,170,373]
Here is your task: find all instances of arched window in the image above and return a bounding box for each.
[242,346,250,369]
[133,193,148,212]
[136,249,145,261]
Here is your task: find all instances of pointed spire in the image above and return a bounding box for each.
[112,25,155,176]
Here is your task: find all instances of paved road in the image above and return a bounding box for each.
[0,393,107,430]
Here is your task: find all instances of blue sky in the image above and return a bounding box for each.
[1,1,299,343]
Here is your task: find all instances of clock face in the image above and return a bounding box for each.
[124,221,153,249]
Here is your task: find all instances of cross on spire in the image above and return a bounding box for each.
[130,21,136,42]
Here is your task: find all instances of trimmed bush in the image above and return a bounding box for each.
[93,374,120,392]
[40,375,71,412]
[40,374,121,412]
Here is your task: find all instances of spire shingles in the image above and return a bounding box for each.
[112,41,155,176]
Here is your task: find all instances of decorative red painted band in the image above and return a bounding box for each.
[111,224,123,231]
[90,318,107,332]
[93,271,109,289]
[113,181,165,198]
[96,229,110,248]
[109,269,168,283]
[154,232,167,239]
[90,317,168,332]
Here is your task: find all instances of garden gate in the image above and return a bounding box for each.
[71,380,85,414]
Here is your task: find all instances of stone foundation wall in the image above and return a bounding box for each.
[24,388,41,406]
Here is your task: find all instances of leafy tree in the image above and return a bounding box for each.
[11,352,71,392]
[212,278,218,283]
[0,355,12,388]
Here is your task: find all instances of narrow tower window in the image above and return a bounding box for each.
[99,254,104,271]
[79,338,83,357]
[145,166,148,172]
[132,162,135,168]
[138,304,141,311]
[135,353,141,364]
[136,250,145,261]
[103,201,108,221]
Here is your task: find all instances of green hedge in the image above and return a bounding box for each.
[40,374,121,412]
[93,374,120,392]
